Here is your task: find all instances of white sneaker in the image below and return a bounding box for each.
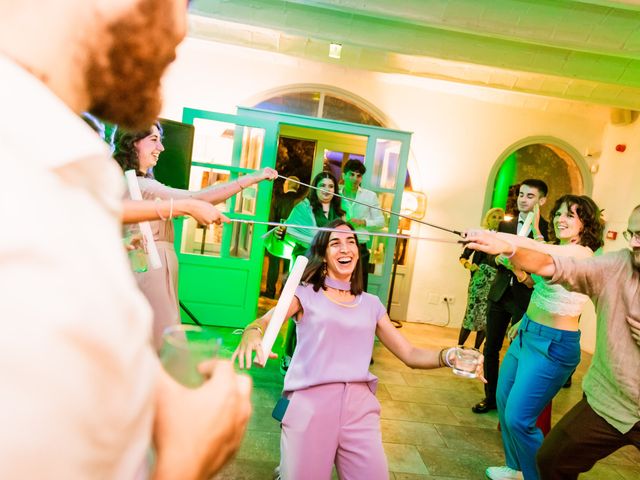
[485,466,523,480]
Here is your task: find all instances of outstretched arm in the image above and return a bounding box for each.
[193,168,277,204]
[494,230,590,258]
[375,313,441,369]
[122,198,230,225]
[232,297,302,369]
[375,314,485,382]
[464,230,556,277]
[138,168,277,206]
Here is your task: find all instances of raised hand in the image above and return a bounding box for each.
[232,328,267,369]
[464,229,513,256]
[259,167,278,181]
[182,199,230,225]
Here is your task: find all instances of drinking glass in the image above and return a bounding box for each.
[123,226,148,273]
[452,346,481,379]
[159,325,222,388]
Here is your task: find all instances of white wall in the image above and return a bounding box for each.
[161,37,635,353]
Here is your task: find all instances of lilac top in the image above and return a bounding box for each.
[283,283,387,393]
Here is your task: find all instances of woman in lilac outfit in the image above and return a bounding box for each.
[233,219,486,480]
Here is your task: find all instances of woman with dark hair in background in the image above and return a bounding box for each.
[474,195,604,480]
[284,171,345,259]
[278,171,345,373]
[458,207,505,348]
[114,123,277,349]
[233,219,485,480]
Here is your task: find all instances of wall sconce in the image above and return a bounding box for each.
[400,190,427,220]
[329,43,342,59]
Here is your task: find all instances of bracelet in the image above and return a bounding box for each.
[443,347,456,368]
[154,198,167,221]
[244,323,263,336]
[168,198,174,219]
[438,348,446,367]
[504,239,517,258]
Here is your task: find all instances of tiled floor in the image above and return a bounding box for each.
[211,313,640,479]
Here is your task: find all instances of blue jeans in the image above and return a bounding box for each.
[497,314,581,480]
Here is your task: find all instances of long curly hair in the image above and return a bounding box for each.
[548,194,604,251]
[113,121,162,177]
[307,171,345,217]
[302,219,363,296]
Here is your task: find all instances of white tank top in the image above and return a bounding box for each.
[530,274,589,316]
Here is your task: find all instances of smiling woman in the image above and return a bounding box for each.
[233,219,485,480]
[114,123,277,349]
[476,194,605,480]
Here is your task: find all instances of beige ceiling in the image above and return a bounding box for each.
[189,0,640,110]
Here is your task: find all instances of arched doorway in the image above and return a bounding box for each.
[485,137,592,221]
[246,85,419,320]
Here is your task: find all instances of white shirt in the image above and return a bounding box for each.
[517,213,531,236]
[339,186,385,243]
[0,55,157,479]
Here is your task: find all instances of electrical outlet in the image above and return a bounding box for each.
[443,295,455,304]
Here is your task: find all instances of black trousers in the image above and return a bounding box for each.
[537,397,640,479]
[482,289,527,403]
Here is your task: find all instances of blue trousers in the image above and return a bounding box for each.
[497,315,581,480]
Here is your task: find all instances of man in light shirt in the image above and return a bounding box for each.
[464,204,640,479]
[0,1,251,479]
[340,159,386,292]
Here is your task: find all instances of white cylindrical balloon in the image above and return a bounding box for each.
[124,170,162,270]
[256,255,309,366]
[518,211,534,237]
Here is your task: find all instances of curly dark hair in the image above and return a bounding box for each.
[113,121,162,177]
[302,219,363,296]
[548,194,604,251]
[307,171,345,218]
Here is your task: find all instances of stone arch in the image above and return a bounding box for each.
[484,136,592,220]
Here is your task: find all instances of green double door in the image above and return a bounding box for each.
[177,107,411,327]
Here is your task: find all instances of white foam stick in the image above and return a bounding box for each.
[124,170,162,270]
[518,211,534,237]
[256,255,309,366]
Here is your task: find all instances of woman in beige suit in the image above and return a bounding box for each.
[114,123,277,349]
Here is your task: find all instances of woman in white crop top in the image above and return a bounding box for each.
[471,195,604,480]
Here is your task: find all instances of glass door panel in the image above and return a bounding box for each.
[372,139,402,190]
[179,122,266,261]
[177,109,277,328]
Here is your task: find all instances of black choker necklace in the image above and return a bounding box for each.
[324,276,351,291]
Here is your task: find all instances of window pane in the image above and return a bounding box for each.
[192,118,235,165]
[372,139,401,189]
[238,126,265,171]
[255,92,320,117]
[180,217,224,257]
[322,95,382,126]
[229,221,253,259]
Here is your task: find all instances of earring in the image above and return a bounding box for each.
[321,262,327,281]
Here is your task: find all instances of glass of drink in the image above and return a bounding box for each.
[452,346,481,379]
[123,226,148,273]
[159,325,222,388]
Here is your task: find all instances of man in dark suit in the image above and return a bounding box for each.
[472,179,549,414]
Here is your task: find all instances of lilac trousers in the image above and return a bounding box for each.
[279,382,388,480]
